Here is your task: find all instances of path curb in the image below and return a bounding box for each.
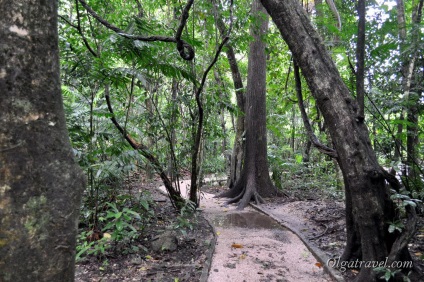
[250,203,345,282]
[199,214,218,282]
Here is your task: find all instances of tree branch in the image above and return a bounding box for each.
[58,1,99,57]
[77,0,194,60]
[175,0,195,60]
[294,59,338,158]
[325,0,341,30]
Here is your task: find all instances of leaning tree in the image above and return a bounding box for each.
[260,0,418,281]
[0,1,85,281]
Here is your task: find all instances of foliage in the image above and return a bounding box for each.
[76,231,109,262]
[373,267,405,282]
[58,0,423,270]
[173,200,198,236]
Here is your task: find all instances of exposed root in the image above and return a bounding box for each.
[225,186,246,205]
[215,187,238,199]
[253,192,265,205]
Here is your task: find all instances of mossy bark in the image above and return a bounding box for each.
[0,1,85,281]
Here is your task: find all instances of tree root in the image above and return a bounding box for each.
[225,186,246,205]
[253,192,265,205]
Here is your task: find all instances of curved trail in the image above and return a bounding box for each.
[159,178,342,281]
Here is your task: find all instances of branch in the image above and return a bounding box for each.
[294,59,338,158]
[75,0,99,57]
[175,0,195,60]
[104,87,184,209]
[58,1,99,57]
[325,0,341,30]
[77,0,194,60]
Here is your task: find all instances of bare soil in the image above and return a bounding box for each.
[75,179,424,282]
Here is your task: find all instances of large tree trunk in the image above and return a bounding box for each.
[260,0,415,280]
[0,1,85,281]
[218,0,278,210]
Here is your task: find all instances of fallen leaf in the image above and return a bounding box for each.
[103,233,112,239]
[414,252,422,256]
[231,243,243,248]
[315,262,323,268]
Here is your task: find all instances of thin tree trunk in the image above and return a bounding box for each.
[211,0,246,188]
[396,0,424,190]
[168,79,178,181]
[356,0,366,119]
[214,69,228,156]
[145,96,154,180]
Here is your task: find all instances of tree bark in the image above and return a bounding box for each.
[0,1,85,281]
[218,0,278,209]
[259,0,415,280]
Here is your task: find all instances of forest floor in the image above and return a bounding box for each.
[75,174,424,282]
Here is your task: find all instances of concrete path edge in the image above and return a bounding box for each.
[249,203,346,282]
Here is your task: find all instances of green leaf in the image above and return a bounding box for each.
[384,271,391,281]
[116,220,123,231]
[403,200,417,207]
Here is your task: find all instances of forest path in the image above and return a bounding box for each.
[159,179,336,282]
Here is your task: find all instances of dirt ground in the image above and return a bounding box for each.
[75,179,424,282]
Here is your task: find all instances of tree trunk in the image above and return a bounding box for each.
[145,96,154,180]
[260,0,415,280]
[213,69,231,175]
[211,0,246,188]
[399,0,424,192]
[0,1,85,281]
[356,0,366,119]
[168,79,179,181]
[218,0,278,209]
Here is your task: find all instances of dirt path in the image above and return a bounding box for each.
[159,179,337,281]
[202,197,334,282]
